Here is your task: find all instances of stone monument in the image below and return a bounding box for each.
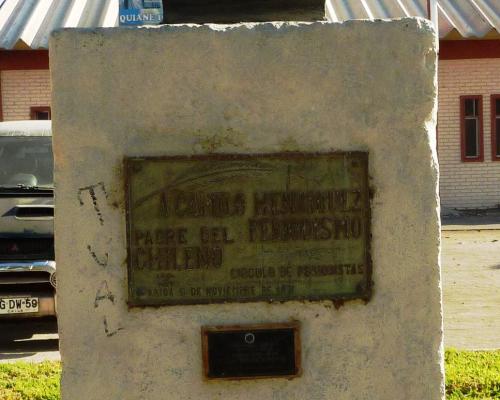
[51,18,443,400]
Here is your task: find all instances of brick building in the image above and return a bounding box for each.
[1,68,51,120]
[0,0,499,210]
[438,55,500,209]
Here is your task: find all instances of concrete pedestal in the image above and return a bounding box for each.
[51,20,443,400]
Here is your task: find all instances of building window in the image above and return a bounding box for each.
[30,106,51,120]
[460,96,483,162]
[492,95,500,161]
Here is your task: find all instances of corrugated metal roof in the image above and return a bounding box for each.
[0,0,498,49]
[326,0,500,39]
[0,0,118,49]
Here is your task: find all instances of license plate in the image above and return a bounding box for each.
[0,297,39,314]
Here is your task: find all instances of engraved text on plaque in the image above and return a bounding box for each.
[125,153,371,306]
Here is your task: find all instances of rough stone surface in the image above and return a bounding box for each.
[50,20,443,400]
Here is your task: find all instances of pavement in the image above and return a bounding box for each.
[0,213,497,363]
[441,212,500,350]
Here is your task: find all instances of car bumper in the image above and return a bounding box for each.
[0,261,57,319]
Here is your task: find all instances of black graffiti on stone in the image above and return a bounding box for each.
[103,316,123,337]
[77,182,108,225]
[94,281,115,308]
[87,245,109,267]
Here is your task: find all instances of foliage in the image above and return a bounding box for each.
[0,361,60,400]
[446,349,500,399]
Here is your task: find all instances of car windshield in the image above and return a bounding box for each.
[0,136,53,189]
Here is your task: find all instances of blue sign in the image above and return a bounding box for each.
[119,0,163,26]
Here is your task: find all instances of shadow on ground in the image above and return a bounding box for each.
[0,319,59,362]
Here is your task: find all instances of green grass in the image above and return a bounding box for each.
[446,349,500,399]
[0,361,60,400]
[0,350,498,399]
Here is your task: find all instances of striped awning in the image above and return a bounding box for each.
[0,0,498,50]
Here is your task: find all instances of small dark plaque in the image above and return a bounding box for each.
[202,323,301,380]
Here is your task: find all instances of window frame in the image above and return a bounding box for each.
[30,106,51,120]
[491,94,500,161]
[460,95,483,162]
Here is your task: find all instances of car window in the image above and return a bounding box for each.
[0,136,53,188]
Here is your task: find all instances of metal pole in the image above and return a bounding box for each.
[427,0,438,33]
[428,0,439,50]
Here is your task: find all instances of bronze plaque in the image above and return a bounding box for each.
[125,152,371,306]
[201,323,301,380]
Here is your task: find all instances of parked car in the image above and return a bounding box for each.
[0,120,55,319]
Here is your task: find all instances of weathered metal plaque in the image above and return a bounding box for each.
[201,323,301,380]
[125,152,371,306]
